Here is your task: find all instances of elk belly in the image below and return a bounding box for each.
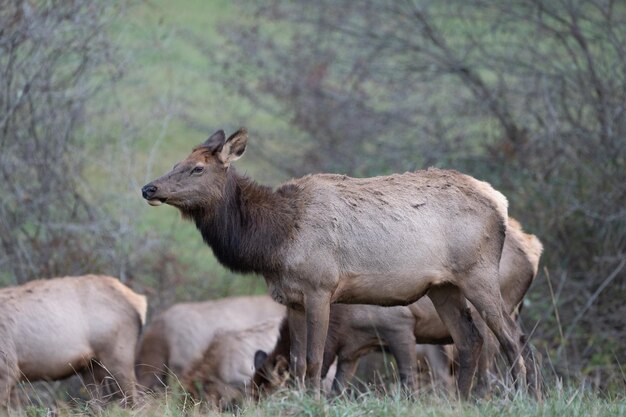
[17,343,94,381]
[14,309,94,380]
[331,271,445,306]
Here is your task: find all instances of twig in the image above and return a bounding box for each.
[564,258,626,341]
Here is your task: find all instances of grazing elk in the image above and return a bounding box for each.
[142,128,533,398]
[181,318,283,409]
[0,275,146,408]
[253,218,542,396]
[250,317,450,397]
[136,295,285,391]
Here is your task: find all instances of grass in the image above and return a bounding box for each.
[9,386,626,417]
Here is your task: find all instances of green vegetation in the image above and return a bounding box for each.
[12,387,626,417]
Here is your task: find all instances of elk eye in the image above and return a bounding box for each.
[191,166,204,175]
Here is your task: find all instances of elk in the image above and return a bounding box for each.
[251,328,338,398]
[181,318,283,410]
[142,128,533,398]
[0,275,147,408]
[136,295,285,391]
[251,317,452,397]
[253,218,542,396]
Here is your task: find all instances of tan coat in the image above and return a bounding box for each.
[181,318,283,409]
[255,218,542,395]
[135,295,285,390]
[324,218,543,393]
[0,275,146,406]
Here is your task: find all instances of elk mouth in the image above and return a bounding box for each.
[147,198,166,206]
[142,183,170,206]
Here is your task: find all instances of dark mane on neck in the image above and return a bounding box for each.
[181,169,305,274]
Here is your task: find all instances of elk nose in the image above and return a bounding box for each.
[142,184,157,199]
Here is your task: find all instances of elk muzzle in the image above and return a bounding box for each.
[141,183,164,206]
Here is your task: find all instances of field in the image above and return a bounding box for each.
[11,387,626,417]
[1,0,625,415]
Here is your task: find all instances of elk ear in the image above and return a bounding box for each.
[201,130,226,153]
[254,350,268,371]
[218,128,248,166]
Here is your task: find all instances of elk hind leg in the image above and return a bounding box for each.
[428,284,482,399]
[459,269,528,393]
[97,348,139,407]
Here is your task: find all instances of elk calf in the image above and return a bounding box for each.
[142,128,533,397]
[136,295,285,391]
[0,275,146,407]
[181,318,283,410]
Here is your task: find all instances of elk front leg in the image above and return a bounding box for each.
[288,306,307,388]
[304,293,331,397]
[0,349,18,409]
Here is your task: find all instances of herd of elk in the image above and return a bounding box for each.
[142,128,538,399]
[0,127,543,411]
[136,295,285,390]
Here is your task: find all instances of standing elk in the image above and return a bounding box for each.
[142,128,534,398]
[253,218,542,396]
[0,275,146,408]
[136,295,285,391]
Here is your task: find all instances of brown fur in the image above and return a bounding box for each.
[142,128,532,398]
[0,275,147,407]
[135,295,285,391]
[181,318,282,410]
[182,174,306,274]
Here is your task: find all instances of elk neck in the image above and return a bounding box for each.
[185,169,305,275]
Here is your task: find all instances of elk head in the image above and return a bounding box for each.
[141,129,247,211]
[250,350,290,399]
